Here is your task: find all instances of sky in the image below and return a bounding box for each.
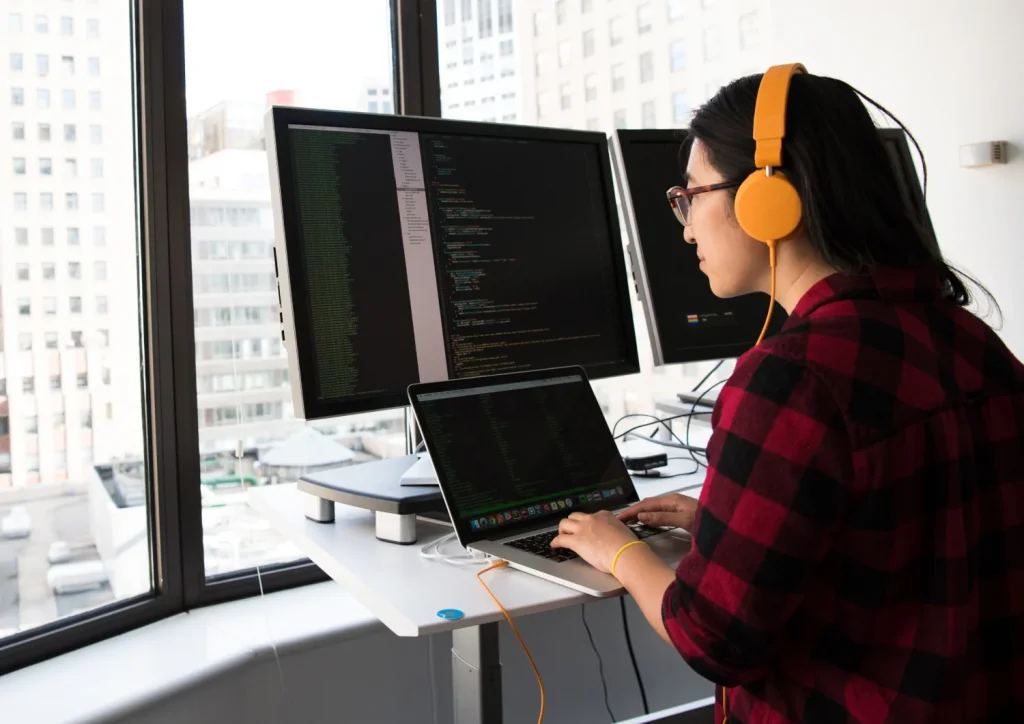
[182,0,396,116]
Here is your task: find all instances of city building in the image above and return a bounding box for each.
[356,80,394,114]
[0,1,143,487]
[438,0,524,123]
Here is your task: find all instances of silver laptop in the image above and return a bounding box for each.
[408,366,691,597]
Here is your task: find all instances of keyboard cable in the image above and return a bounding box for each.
[620,597,650,715]
[477,561,546,724]
[582,604,616,722]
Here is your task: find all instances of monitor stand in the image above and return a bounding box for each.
[399,452,439,487]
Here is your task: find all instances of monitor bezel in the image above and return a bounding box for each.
[267,107,640,421]
[612,127,935,367]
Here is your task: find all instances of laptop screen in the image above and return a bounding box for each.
[410,370,637,543]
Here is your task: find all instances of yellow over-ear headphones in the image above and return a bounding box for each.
[734,62,807,345]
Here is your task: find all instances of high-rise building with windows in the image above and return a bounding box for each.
[357,80,394,114]
[0,1,142,487]
[522,0,768,131]
[438,0,524,123]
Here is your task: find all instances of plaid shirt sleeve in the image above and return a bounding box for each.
[662,346,852,687]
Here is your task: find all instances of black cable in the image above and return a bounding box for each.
[620,597,650,715]
[691,360,725,393]
[582,604,616,723]
[685,379,727,470]
[613,412,700,444]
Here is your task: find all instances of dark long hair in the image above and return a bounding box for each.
[684,72,994,312]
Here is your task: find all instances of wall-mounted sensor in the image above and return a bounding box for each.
[959,141,1008,168]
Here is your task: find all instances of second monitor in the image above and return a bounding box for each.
[267,110,640,420]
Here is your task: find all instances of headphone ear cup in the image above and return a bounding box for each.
[734,170,803,243]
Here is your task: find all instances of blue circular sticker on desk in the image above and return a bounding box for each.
[437,608,465,621]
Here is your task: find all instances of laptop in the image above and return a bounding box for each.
[408,366,691,597]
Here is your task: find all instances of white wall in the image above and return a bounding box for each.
[107,600,712,724]
[767,0,1024,358]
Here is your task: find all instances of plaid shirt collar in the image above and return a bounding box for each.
[786,266,946,324]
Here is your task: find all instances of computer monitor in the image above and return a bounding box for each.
[612,128,936,366]
[266,109,639,420]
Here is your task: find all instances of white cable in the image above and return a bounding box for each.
[419,533,492,566]
[255,564,287,701]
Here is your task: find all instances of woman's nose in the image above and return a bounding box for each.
[682,225,696,245]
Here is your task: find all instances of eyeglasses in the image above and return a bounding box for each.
[665,182,741,227]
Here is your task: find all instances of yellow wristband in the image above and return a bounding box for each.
[611,540,647,578]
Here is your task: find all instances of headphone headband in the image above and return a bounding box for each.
[752,63,807,169]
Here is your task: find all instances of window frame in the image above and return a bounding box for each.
[0,0,419,677]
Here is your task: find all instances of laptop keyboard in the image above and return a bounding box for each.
[504,523,672,563]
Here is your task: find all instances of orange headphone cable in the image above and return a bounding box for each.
[755,239,778,346]
[476,561,546,724]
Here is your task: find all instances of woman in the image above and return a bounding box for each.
[551,68,1024,722]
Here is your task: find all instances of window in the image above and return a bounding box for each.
[16,264,30,281]
[39,122,50,141]
[642,100,657,128]
[69,296,82,314]
[668,0,685,21]
[586,117,599,130]
[585,73,598,102]
[12,87,24,106]
[13,121,25,139]
[65,124,77,142]
[14,192,27,211]
[532,9,543,36]
[560,82,572,111]
[96,295,108,314]
[93,226,105,245]
[9,12,22,33]
[50,375,61,391]
[70,330,83,348]
[639,51,654,83]
[704,25,723,60]
[583,29,595,58]
[558,40,571,69]
[98,330,109,348]
[68,227,80,245]
[498,0,513,33]
[43,263,56,280]
[35,14,48,34]
[94,261,107,281]
[670,40,686,72]
[88,56,100,76]
[37,53,50,76]
[66,192,78,210]
[609,16,624,46]
[462,42,474,65]
[69,262,82,280]
[13,157,26,175]
[10,52,23,71]
[637,3,653,34]
[535,51,548,77]
[87,91,101,110]
[25,415,38,433]
[673,90,691,123]
[478,0,492,38]
[40,192,54,211]
[61,16,73,36]
[556,0,567,25]
[611,62,626,92]
[41,227,54,245]
[86,18,99,38]
[499,39,513,56]
[15,228,28,245]
[80,408,91,427]
[62,89,76,109]
[62,55,75,74]
[91,158,103,178]
[89,124,102,144]
[92,193,105,213]
[444,0,455,25]
[37,88,50,108]
[18,298,30,316]
[460,0,472,21]
[65,158,77,177]
[19,334,33,352]
[739,12,759,49]
[582,0,593,13]
[614,108,628,129]
[44,332,58,349]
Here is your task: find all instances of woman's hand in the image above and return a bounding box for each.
[618,493,699,532]
[550,511,638,574]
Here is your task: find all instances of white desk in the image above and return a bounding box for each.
[249,457,705,724]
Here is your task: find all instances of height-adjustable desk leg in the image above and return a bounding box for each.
[452,623,503,724]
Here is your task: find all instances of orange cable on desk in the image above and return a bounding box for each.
[476,561,545,724]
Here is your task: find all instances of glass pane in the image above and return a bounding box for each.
[0,1,149,641]
[437,0,771,419]
[184,1,400,579]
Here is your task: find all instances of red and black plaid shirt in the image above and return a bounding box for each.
[663,267,1024,723]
